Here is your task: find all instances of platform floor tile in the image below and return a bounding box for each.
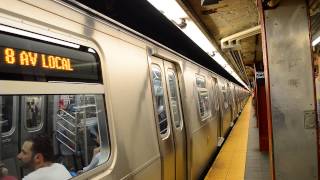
[205,98,251,180]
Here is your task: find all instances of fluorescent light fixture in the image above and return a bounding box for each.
[312,35,320,46]
[0,24,80,49]
[147,0,187,21]
[181,20,217,53]
[147,0,249,89]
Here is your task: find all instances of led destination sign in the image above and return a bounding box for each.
[0,33,101,83]
[3,47,74,71]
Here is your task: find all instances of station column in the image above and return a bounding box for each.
[258,0,318,179]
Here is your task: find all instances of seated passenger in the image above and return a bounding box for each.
[17,135,72,180]
[84,138,101,172]
[78,133,102,174]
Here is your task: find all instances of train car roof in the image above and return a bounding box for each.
[65,0,244,87]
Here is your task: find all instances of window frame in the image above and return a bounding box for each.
[0,96,17,137]
[23,95,45,132]
[166,69,183,130]
[0,23,113,179]
[195,74,211,121]
[211,77,220,116]
[151,64,170,139]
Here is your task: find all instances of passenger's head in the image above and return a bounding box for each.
[17,135,54,170]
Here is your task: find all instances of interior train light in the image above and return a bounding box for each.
[312,35,320,46]
[146,0,249,89]
[0,24,80,49]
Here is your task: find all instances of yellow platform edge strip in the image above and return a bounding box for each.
[205,97,252,180]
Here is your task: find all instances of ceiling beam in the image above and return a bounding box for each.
[221,25,261,49]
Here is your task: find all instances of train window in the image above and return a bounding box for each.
[167,70,183,129]
[227,86,233,106]
[151,65,169,137]
[196,75,211,120]
[212,78,220,114]
[0,96,15,136]
[196,76,206,88]
[0,94,110,179]
[222,88,229,110]
[24,96,44,131]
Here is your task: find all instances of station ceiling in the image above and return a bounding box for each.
[179,0,320,84]
[178,0,261,83]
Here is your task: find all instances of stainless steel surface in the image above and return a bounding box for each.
[180,62,219,179]
[219,79,232,137]
[265,0,318,179]
[163,61,187,180]
[149,57,176,180]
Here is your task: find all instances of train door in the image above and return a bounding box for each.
[226,83,233,125]
[163,61,187,180]
[0,96,19,177]
[20,96,46,176]
[0,96,46,178]
[210,77,220,144]
[20,96,46,142]
[220,82,231,137]
[235,87,239,113]
[231,85,237,122]
[150,57,187,180]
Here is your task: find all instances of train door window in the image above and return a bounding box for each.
[0,96,16,136]
[151,65,169,136]
[196,76,206,88]
[167,69,183,129]
[222,86,229,110]
[212,77,219,115]
[196,75,211,120]
[23,96,44,131]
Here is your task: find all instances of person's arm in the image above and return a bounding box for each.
[82,152,100,172]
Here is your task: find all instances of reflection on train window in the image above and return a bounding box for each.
[196,76,206,88]
[212,78,220,115]
[227,87,233,109]
[0,96,15,135]
[196,75,211,120]
[24,96,43,131]
[223,91,229,109]
[0,94,109,179]
[151,65,169,137]
[167,70,183,129]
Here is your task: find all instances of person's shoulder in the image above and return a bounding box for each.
[51,163,72,178]
[24,164,71,180]
[22,170,40,180]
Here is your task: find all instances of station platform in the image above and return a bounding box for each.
[205,97,271,180]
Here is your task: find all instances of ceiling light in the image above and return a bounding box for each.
[147,0,249,89]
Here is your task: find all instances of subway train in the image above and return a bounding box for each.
[0,0,250,180]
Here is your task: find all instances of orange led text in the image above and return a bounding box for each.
[3,48,74,71]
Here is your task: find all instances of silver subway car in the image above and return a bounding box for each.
[0,0,249,180]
